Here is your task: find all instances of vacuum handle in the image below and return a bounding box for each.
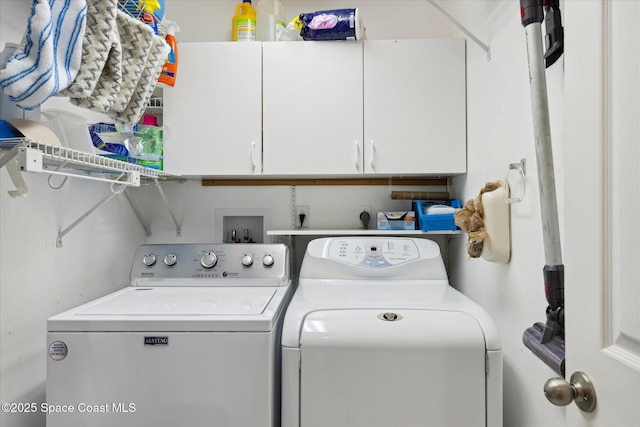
[544,264,564,309]
[542,264,564,343]
[520,0,544,27]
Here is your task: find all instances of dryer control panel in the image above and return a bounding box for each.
[301,237,448,282]
[130,243,289,286]
[328,238,420,267]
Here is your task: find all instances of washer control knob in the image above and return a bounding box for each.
[262,254,274,267]
[241,255,253,267]
[200,252,218,269]
[164,254,178,266]
[143,254,156,266]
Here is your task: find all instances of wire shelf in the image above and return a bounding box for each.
[0,137,176,181]
[1,137,181,247]
[145,96,163,115]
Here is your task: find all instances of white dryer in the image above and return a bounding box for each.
[47,243,291,427]
[281,237,502,427]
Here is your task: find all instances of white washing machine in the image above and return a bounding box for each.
[46,243,291,427]
[281,237,502,427]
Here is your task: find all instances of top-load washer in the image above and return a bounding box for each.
[46,243,291,427]
[281,237,502,427]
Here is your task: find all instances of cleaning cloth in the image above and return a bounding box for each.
[425,205,456,215]
[107,35,169,125]
[0,0,87,109]
[68,0,123,113]
[59,0,118,99]
[108,10,155,113]
[71,8,166,124]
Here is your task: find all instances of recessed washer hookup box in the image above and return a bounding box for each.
[376,211,416,230]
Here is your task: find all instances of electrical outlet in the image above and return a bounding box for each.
[356,205,372,229]
[295,205,310,229]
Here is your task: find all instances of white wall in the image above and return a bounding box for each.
[1,1,569,426]
[446,1,567,427]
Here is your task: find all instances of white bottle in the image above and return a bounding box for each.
[256,0,286,41]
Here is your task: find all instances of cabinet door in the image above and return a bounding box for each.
[262,42,363,175]
[163,43,262,176]
[364,39,466,175]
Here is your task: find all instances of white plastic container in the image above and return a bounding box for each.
[41,109,94,153]
[256,0,286,41]
[480,184,511,263]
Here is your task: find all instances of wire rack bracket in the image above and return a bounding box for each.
[1,138,181,247]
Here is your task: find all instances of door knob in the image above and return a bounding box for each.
[544,371,597,412]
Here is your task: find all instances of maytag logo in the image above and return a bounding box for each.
[144,336,168,346]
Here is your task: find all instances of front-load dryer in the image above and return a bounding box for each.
[47,243,291,427]
[281,237,502,427]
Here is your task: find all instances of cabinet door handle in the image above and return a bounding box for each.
[369,140,375,170]
[354,140,360,171]
[251,142,257,172]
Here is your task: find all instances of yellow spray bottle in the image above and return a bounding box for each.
[138,0,161,34]
[232,0,256,42]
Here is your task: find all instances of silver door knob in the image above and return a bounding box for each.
[544,371,596,413]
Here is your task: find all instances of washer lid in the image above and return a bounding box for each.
[75,287,277,316]
[48,286,291,332]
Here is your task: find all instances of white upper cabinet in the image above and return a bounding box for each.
[363,39,466,175]
[163,42,262,176]
[162,40,465,177]
[262,39,466,176]
[262,42,364,175]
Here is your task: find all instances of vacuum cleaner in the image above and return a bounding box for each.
[519,0,566,377]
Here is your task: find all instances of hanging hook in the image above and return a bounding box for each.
[110,173,129,194]
[48,174,69,189]
[47,161,70,189]
[505,158,527,204]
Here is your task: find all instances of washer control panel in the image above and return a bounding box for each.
[328,238,420,267]
[130,244,289,285]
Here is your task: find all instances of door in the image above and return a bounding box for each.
[363,39,466,175]
[564,1,640,426]
[262,42,363,175]
[299,310,486,427]
[163,42,262,176]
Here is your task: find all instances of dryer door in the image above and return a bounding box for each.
[300,309,486,427]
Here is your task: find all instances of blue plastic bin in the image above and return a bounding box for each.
[413,199,461,232]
